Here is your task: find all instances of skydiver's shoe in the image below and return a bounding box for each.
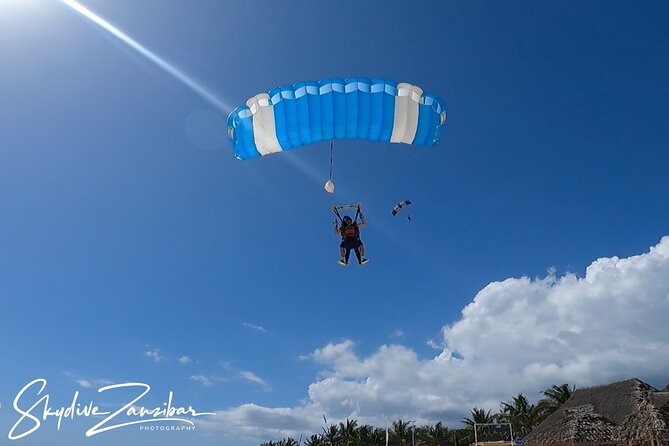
[360,257,369,265]
[338,258,348,266]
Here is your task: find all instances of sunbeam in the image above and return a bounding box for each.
[57,0,232,113]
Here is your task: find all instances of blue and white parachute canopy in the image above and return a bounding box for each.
[227,77,447,160]
[391,200,412,216]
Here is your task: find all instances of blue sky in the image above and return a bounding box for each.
[1,0,668,445]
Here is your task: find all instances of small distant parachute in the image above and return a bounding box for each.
[392,200,413,220]
[227,77,447,160]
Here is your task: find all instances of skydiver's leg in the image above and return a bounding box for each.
[345,247,351,264]
[354,241,363,264]
[358,242,368,265]
[339,242,347,265]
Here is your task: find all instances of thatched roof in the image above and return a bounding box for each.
[525,378,669,445]
[650,391,669,409]
[527,404,617,444]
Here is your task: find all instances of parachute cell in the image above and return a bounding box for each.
[227,77,447,160]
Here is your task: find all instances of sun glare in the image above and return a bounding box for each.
[0,0,24,6]
[0,0,34,14]
[56,0,232,112]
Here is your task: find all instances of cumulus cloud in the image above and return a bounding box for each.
[144,350,163,363]
[197,237,669,445]
[441,236,669,392]
[426,338,443,350]
[197,404,321,445]
[179,356,192,365]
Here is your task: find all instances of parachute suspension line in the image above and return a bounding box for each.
[328,139,334,182]
[332,203,362,224]
[324,139,336,193]
[332,206,343,224]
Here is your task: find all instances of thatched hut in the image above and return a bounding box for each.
[525,378,669,446]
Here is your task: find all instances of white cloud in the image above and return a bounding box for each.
[198,237,669,445]
[219,360,234,370]
[196,404,321,445]
[75,379,92,388]
[190,375,227,387]
[426,338,443,350]
[144,350,163,363]
[242,322,267,333]
[390,329,404,339]
[240,371,271,390]
[179,356,192,365]
[69,375,113,389]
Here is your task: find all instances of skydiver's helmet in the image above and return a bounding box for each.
[342,216,353,225]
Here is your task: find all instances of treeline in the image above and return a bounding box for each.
[259,383,575,446]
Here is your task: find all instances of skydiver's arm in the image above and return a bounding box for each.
[357,215,367,229]
[333,221,340,235]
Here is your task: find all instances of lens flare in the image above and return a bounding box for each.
[57,0,231,112]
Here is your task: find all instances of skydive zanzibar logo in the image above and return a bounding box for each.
[6,378,215,440]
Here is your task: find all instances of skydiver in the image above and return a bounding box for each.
[334,214,369,266]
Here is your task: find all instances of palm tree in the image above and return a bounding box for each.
[391,419,413,446]
[461,407,495,427]
[322,424,340,446]
[536,383,575,421]
[498,393,540,437]
[451,427,473,446]
[418,421,448,446]
[354,424,379,446]
[369,427,388,446]
[461,407,495,445]
[304,434,324,446]
[339,419,358,446]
